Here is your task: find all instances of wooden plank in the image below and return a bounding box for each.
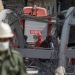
[65,49,75,58]
[16,48,57,59]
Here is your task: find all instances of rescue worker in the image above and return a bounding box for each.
[0,22,26,75]
[40,35,54,48]
[34,32,43,47]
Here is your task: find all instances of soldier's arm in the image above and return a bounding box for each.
[18,53,27,75]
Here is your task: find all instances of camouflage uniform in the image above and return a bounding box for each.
[0,49,26,75]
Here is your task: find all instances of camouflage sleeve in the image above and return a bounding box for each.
[18,54,27,75]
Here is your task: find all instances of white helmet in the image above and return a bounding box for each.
[0,22,14,38]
